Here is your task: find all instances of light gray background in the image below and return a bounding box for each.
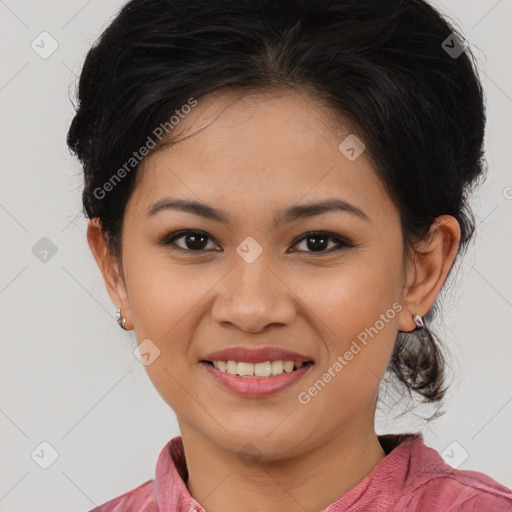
[0,0,511,510]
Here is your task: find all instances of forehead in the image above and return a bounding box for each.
[127,88,395,226]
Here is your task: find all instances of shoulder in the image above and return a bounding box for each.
[401,439,512,511]
[87,479,157,512]
[408,469,512,511]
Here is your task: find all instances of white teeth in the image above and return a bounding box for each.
[271,360,283,375]
[226,360,238,374]
[283,361,294,373]
[254,361,272,377]
[210,360,308,377]
[237,362,254,377]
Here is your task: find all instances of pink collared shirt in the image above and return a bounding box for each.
[88,433,512,511]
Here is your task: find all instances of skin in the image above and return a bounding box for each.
[87,88,460,512]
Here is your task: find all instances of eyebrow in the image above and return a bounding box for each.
[146,197,370,224]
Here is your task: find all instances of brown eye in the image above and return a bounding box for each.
[161,230,218,252]
[291,232,353,254]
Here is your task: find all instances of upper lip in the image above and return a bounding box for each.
[201,346,314,364]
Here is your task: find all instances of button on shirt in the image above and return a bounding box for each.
[89,433,512,511]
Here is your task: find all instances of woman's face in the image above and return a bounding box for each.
[103,89,416,459]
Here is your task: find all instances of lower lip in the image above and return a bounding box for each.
[200,361,314,398]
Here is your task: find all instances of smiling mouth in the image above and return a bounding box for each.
[200,360,315,378]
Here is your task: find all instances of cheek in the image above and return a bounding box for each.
[123,245,199,336]
[293,254,401,386]
[299,279,398,415]
[295,254,401,334]
[122,244,213,369]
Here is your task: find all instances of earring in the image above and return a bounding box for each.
[115,308,128,330]
[413,313,424,329]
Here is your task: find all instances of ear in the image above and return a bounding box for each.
[86,218,133,329]
[398,215,461,332]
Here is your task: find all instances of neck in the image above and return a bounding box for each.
[179,414,386,512]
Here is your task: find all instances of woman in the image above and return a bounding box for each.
[67,0,512,510]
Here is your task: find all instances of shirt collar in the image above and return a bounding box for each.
[324,432,425,510]
[154,435,202,512]
[154,433,425,512]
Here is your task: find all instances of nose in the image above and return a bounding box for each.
[210,257,297,334]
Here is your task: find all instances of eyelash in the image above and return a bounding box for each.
[159,230,354,255]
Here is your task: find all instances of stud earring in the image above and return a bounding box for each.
[115,308,128,330]
[413,313,424,329]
